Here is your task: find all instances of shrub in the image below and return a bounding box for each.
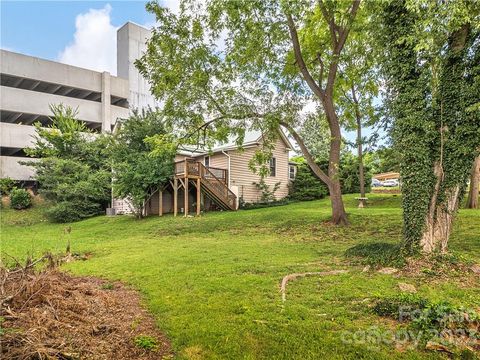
[338,153,373,194]
[288,154,373,201]
[0,177,16,195]
[252,179,281,203]
[241,198,291,210]
[46,200,102,223]
[373,295,479,346]
[372,294,428,319]
[23,105,112,223]
[288,163,328,201]
[410,301,479,334]
[9,188,32,210]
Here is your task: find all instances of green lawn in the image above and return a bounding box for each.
[1,194,479,359]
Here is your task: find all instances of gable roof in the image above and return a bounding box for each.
[177,129,293,157]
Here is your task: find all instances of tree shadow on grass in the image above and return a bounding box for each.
[345,242,405,268]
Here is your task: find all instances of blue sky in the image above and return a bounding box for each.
[1,1,155,61]
[0,1,384,148]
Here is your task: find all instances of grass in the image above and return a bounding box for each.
[1,194,479,359]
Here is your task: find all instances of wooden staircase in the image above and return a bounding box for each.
[174,159,237,212]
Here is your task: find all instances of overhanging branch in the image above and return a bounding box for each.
[279,121,332,187]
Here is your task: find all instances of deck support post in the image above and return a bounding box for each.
[173,178,178,217]
[196,178,201,216]
[184,179,189,217]
[159,188,163,216]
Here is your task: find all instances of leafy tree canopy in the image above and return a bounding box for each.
[378,0,480,253]
[24,105,112,222]
[138,0,368,224]
[110,108,176,218]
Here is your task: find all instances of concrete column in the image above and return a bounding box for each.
[101,71,111,132]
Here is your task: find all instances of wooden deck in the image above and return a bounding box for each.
[160,159,237,217]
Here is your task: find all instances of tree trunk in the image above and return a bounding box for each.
[420,162,461,253]
[325,102,349,225]
[420,186,460,253]
[352,86,366,208]
[281,120,348,225]
[466,156,480,209]
[420,23,472,252]
[329,179,348,225]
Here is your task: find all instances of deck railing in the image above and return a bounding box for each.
[175,159,228,184]
[174,159,236,209]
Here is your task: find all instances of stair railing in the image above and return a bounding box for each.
[198,162,236,209]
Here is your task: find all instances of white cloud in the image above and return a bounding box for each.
[58,4,117,74]
[161,0,181,14]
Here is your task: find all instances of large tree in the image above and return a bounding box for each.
[138,0,363,225]
[24,105,112,222]
[110,108,176,218]
[379,0,480,254]
[336,26,379,207]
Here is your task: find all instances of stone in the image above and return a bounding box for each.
[362,265,371,272]
[378,267,399,275]
[470,264,480,274]
[398,282,417,293]
[425,341,453,353]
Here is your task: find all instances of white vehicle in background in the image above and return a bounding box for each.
[382,179,399,187]
[371,179,382,187]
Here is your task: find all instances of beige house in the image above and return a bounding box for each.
[138,131,295,216]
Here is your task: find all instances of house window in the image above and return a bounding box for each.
[204,156,210,168]
[289,165,296,180]
[269,157,276,177]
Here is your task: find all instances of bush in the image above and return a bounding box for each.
[373,295,480,349]
[0,177,16,195]
[9,188,32,210]
[288,154,373,201]
[338,153,373,194]
[372,294,428,319]
[240,198,292,210]
[288,163,328,201]
[46,201,101,223]
[23,105,112,223]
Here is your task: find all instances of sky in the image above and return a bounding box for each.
[0,1,180,75]
[0,0,383,149]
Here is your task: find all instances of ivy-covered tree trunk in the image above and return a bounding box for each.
[381,2,479,254]
[417,24,473,253]
[466,156,480,209]
[420,162,461,253]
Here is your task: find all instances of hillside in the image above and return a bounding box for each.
[1,194,479,359]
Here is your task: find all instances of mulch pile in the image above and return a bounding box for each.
[1,267,172,359]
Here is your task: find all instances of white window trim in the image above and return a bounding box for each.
[289,165,296,180]
[269,157,276,177]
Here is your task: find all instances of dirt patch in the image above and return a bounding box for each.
[1,268,172,359]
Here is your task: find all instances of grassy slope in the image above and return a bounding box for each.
[1,194,479,360]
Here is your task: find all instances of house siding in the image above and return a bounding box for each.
[145,136,291,215]
[199,153,228,170]
[229,138,290,203]
[175,154,191,162]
